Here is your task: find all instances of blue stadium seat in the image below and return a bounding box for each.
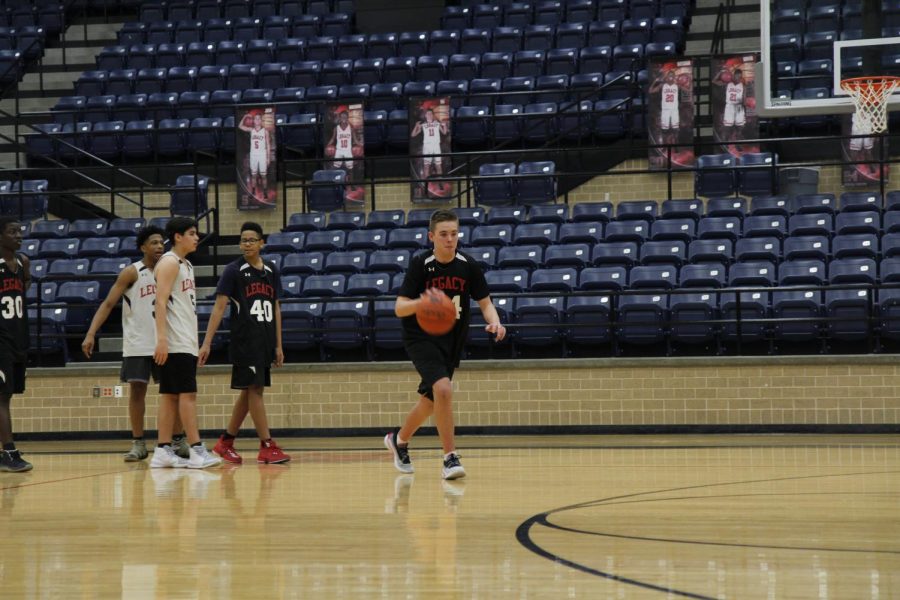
[327,212,365,231]
[487,207,527,226]
[616,200,658,222]
[265,232,305,253]
[5,180,49,221]
[55,281,102,333]
[697,216,741,241]
[321,300,370,352]
[513,223,558,246]
[546,48,578,76]
[792,193,835,215]
[660,199,702,221]
[305,230,346,252]
[493,27,523,54]
[502,76,535,104]
[475,163,516,207]
[493,104,523,143]
[832,233,878,260]
[122,120,155,160]
[558,223,604,245]
[783,235,829,262]
[617,291,668,345]
[695,154,736,197]
[737,152,777,196]
[640,240,686,266]
[481,52,512,80]
[728,261,776,287]
[679,263,727,288]
[107,69,137,96]
[565,294,613,347]
[773,289,822,342]
[282,252,325,275]
[497,245,544,270]
[281,276,303,298]
[544,243,592,269]
[839,192,881,213]
[835,211,880,236]
[460,29,491,55]
[605,221,649,243]
[285,213,326,232]
[470,224,513,247]
[69,218,108,238]
[108,218,146,237]
[346,229,388,251]
[188,116,221,154]
[593,241,639,267]
[706,197,747,219]
[308,170,346,213]
[470,247,499,271]
[170,174,208,216]
[580,266,627,290]
[516,161,556,205]
[778,259,827,286]
[79,237,120,258]
[387,227,429,250]
[743,215,787,239]
[39,237,80,259]
[514,296,565,349]
[302,274,346,297]
[750,195,790,217]
[788,213,833,237]
[735,237,781,264]
[485,268,529,293]
[651,218,695,243]
[281,301,322,351]
[572,202,613,223]
[47,257,90,278]
[346,273,391,297]
[368,249,410,273]
[442,7,471,30]
[324,250,368,274]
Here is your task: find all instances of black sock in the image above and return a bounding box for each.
[158,443,170,449]
[3,443,15,451]
[191,442,202,448]
[133,437,143,442]
[222,432,236,441]
[173,432,186,441]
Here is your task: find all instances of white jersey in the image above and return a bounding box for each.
[156,251,198,356]
[122,260,157,357]
[250,127,268,156]
[334,123,353,158]
[421,121,442,154]
[661,83,678,109]
[726,82,744,106]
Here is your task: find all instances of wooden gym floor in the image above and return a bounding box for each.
[1,435,898,599]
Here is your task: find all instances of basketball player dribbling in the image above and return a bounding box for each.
[384,210,506,480]
[150,217,220,470]
[238,112,272,204]
[410,109,448,198]
[649,70,680,148]
[82,226,190,462]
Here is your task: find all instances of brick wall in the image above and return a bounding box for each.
[15,357,900,436]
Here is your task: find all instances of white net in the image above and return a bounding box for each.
[840,77,900,134]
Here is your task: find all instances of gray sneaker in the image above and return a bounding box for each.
[187,443,222,469]
[124,439,148,462]
[442,452,466,480]
[172,435,191,459]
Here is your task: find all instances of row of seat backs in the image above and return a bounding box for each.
[137,0,353,23]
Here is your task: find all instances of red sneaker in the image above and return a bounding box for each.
[258,439,290,464]
[213,435,243,464]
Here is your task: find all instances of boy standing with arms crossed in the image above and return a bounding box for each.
[199,222,289,464]
[150,217,220,469]
[385,210,506,479]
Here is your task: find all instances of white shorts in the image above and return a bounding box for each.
[250,152,268,176]
[661,107,679,130]
[723,103,745,128]
[849,136,874,152]
[422,155,442,167]
[332,159,354,169]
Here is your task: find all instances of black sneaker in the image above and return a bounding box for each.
[0,449,33,473]
[383,431,414,474]
[442,452,466,480]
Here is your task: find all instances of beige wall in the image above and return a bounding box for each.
[16,356,900,436]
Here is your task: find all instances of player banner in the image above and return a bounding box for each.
[711,54,759,158]
[323,102,365,207]
[841,112,890,186]
[236,105,277,210]
[409,97,453,202]
[647,58,695,170]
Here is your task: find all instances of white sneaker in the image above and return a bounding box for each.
[150,468,186,497]
[186,470,221,499]
[150,445,189,469]
[187,443,222,469]
[442,452,466,480]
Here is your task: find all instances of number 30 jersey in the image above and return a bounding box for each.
[215,257,282,367]
[0,254,28,360]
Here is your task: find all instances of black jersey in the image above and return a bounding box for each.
[0,254,28,359]
[399,250,490,363]
[216,257,282,367]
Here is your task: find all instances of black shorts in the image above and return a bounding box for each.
[0,357,25,395]
[120,356,159,384]
[158,353,198,395]
[406,340,455,401]
[231,364,271,390]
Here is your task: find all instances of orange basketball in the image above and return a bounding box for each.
[351,145,363,158]
[416,293,456,335]
[719,70,732,84]
[325,144,336,158]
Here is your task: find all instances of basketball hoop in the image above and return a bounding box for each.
[840,76,900,134]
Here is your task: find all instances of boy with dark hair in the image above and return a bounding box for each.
[82,226,189,462]
[0,217,31,472]
[384,209,506,479]
[199,222,289,464]
[151,217,220,469]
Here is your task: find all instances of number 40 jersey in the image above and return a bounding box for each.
[215,257,282,367]
[0,255,28,361]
